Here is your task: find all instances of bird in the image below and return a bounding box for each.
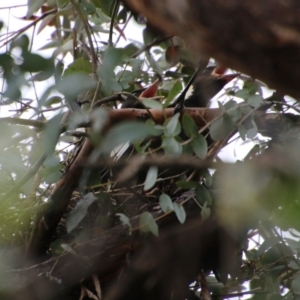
[121,79,161,109]
[172,66,239,110]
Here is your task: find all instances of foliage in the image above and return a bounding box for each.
[0,1,300,299]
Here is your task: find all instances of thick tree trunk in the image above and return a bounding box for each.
[122,0,300,99]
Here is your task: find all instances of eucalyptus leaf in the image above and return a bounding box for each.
[116,213,132,229]
[97,47,125,95]
[58,73,97,99]
[101,121,152,154]
[161,136,182,156]
[145,120,164,136]
[173,202,186,224]
[235,89,250,100]
[195,184,212,206]
[61,244,76,254]
[66,193,98,233]
[43,113,64,156]
[139,212,159,236]
[144,166,158,191]
[182,114,198,138]
[164,80,182,107]
[164,113,180,136]
[248,95,263,108]
[201,201,211,220]
[238,124,247,141]
[175,181,198,189]
[191,134,207,159]
[142,98,163,110]
[246,128,258,139]
[159,194,174,212]
[64,58,93,77]
[26,0,45,19]
[210,113,234,141]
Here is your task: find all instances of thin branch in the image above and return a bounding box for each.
[0,117,45,129]
[0,8,57,47]
[70,0,98,73]
[108,0,119,47]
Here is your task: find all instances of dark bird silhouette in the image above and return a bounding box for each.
[121,67,238,110]
[184,67,238,107]
[172,66,239,111]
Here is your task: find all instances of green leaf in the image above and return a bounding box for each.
[42,155,61,184]
[139,212,159,236]
[117,7,128,23]
[44,96,63,107]
[247,95,263,108]
[128,58,142,77]
[235,89,250,100]
[182,114,198,138]
[173,202,186,224]
[210,113,234,141]
[142,98,163,110]
[238,124,247,141]
[91,108,108,132]
[21,52,54,74]
[145,119,164,136]
[64,58,93,77]
[58,73,97,99]
[98,47,125,95]
[191,134,207,159]
[80,0,96,14]
[43,113,64,156]
[116,213,132,229]
[246,119,258,139]
[159,194,174,212]
[204,170,213,187]
[143,26,157,45]
[26,0,45,19]
[164,80,182,107]
[123,44,140,57]
[61,244,76,254]
[164,113,181,136]
[101,121,152,154]
[98,0,113,16]
[246,128,258,139]
[10,34,30,51]
[67,111,90,131]
[195,184,212,206]
[175,181,198,189]
[226,101,242,122]
[161,136,182,156]
[144,166,158,191]
[243,79,260,95]
[201,201,211,220]
[116,70,134,89]
[66,193,98,233]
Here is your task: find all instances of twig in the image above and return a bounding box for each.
[70,0,98,73]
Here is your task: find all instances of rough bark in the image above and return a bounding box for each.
[122,0,300,99]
